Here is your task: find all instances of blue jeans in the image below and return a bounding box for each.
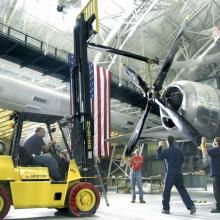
[33,153,62,180]
[163,171,194,210]
[213,176,220,209]
[130,170,144,201]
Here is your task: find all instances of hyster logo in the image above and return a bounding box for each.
[30,174,47,179]
[86,121,92,150]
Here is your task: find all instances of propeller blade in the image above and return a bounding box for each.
[124,64,149,96]
[153,17,190,91]
[125,103,152,157]
[154,96,201,146]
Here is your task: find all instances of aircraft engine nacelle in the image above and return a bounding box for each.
[161,80,220,138]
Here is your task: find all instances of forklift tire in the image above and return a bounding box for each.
[55,208,68,212]
[0,185,11,219]
[55,207,70,216]
[67,182,100,217]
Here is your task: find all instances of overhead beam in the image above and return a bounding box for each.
[106,0,161,72]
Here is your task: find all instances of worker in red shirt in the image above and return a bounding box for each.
[128,148,145,203]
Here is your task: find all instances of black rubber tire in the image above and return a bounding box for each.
[0,185,11,219]
[55,208,68,212]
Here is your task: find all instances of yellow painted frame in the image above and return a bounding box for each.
[78,0,99,33]
[0,155,82,209]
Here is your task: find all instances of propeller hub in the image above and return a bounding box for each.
[160,86,183,129]
[147,90,153,100]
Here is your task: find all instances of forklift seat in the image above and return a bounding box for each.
[18,146,34,166]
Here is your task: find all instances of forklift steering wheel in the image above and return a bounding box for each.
[49,144,67,163]
[50,144,63,156]
[49,144,69,174]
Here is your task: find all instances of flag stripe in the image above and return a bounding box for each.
[93,64,98,156]
[107,71,111,155]
[97,67,102,157]
[100,68,104,156]
[103,69,108,156]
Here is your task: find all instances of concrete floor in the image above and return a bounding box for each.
[5,185,220,220]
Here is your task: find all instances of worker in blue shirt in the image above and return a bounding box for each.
[157,136,196,215]
[201,137,220,213]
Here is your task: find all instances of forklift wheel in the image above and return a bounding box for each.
[0,185,11,219]
[68,182,100,216]
[55,207,68,212]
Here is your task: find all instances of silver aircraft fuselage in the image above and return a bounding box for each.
[0,74,142,132]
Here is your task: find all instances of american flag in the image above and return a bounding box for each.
[89,63,111,158]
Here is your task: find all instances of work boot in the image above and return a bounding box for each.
[190,206,196,214]
[161,210,170,214]
[140,200,146,203]
[131,200,135,203]
[211,208,220,213]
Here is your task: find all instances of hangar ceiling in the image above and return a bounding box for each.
[0,0,220,143]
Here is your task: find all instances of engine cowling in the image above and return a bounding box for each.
[161,80,220,138]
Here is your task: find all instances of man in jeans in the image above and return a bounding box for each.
[128,148,145,203]
[23,127,62,180]
[157,136,196,214]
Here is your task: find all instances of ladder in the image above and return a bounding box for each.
[94,159,110,206]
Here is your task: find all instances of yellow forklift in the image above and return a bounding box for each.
[0,112,100,219]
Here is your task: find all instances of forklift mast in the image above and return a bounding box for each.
[69,0,98,173]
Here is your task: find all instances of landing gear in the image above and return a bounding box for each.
[0,185,11,219]
[68,182,100,216]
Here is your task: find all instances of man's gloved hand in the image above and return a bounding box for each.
[44,141,56,152]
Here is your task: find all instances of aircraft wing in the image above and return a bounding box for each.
[109,124,186,145]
